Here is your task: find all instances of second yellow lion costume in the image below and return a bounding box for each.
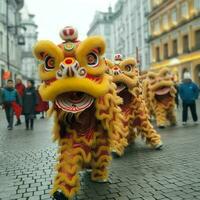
[106,54,163,156]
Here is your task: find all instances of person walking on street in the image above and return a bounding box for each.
[35,85,49,119]
[15,75,25,126]
[22,80,38,130]
[1,80,21,130]
[0,87,3,105]
[179,73,199,125]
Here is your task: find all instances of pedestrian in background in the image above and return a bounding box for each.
[35,85,49,119]
[0,87,3,105]
[179,73,199,125]
[1,80,21,130]
[15,75,25,126]
[22,80,38,130]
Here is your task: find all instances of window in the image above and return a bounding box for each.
[194,0,200,11]
[156,46,160,61]
[0,31,3,52]
[183,35,189,53]
[104,24,110,35]
[163,43,168,59]
[171,9,177,25]
[0,0,6,14]
[154,19,160,35]
[181,2,189,18]
[162,14,168,30]
[172,39,178,56]
[195,29,200,49]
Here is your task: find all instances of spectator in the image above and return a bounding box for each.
[15,75,25,126]
[179,73,199,125]
[1,79,21,130]
[0,87,3,105]
[22,80,38,130]
[35,85,49,119]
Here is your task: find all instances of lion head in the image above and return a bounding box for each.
[147,68,176,103]
[33,26,111,114]
[106,54,138,107]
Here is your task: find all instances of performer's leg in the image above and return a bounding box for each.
[52,139,82,199]
[91,131,111,182]
[167,108,177,126]
[155,106,167,128]
[137,120,163,149]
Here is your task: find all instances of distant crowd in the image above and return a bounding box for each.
[0,76,49,130]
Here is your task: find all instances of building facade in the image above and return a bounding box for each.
[148,0,200,85]
[20,5,38,81]
[0,0,24,86]
[87,0,151,71]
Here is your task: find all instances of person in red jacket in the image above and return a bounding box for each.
[35,85,49,118]
[15,75,25,125]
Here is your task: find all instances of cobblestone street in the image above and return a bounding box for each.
[0,104,200,200]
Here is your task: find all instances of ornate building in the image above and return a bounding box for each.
[20,5,38,81]
[87,0,150,71]
[0,0,24,86]
[148,0,200,84]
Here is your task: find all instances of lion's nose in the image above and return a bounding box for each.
[112,67,122,76]
[56,58,87,79]
[64,58,75,65]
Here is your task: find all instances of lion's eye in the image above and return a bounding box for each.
[163,71,171,77]
[87,52,99,67]
[125,64,133,72]
[44,56,55,71]
[149,76,155,80]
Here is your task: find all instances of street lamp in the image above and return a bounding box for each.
[4,0,26,80]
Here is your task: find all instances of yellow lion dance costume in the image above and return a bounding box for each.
[106,54,163,156]
[143,69,177,128]
[33,26,125,200]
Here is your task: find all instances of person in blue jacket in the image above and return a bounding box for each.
[2,79,21,130]
[179,73,199,125]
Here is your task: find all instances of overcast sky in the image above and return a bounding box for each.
[25,0,117,43]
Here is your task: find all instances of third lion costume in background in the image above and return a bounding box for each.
[143,69,177,128]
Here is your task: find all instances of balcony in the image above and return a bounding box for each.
[148,0,173,18]
[148,13,200,42]
[191,45,200,52]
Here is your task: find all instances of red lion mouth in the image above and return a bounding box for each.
[155,87,170,96]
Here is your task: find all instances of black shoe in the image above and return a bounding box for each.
[15,121,22,126]
[53,191,68,200]
[40,116,44,119]
[7,126,13,130]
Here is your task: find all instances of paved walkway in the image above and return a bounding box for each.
[0,102,200,200]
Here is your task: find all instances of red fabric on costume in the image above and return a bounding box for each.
[11,102,22,118]
[15,83,25,97]
[35,91,49,112]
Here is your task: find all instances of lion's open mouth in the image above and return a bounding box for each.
[55,92,94,113]
[116,82,127,93]
[155,87,170,96]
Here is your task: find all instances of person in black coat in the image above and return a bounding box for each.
[22,80,38,130]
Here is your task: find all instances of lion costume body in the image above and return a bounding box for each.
[33,26,125,199]
[143,69,177,128]
[106,55,163,156]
